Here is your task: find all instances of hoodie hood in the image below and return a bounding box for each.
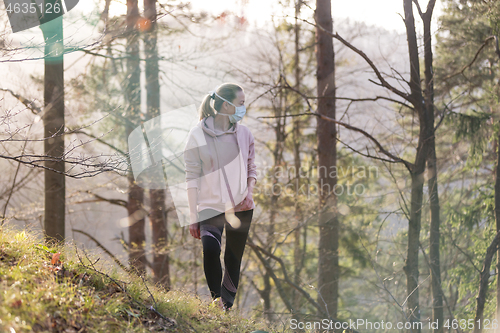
[200,115,238,137]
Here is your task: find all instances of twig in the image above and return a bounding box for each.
[418,241,462,333]
[247,238,360,333]
[1,120,34,226]
[449,232,481,274]
[0,88,42,114]
[248,237,326,316]
[250,243,295,313]
[441,36,496,82]
[70,129,127,156]
[72,229,133,275]
[75,246,178,330]
[72,190,128,208]
[131,265,158,310]
[355,229,414,332]
[473,232,500,333]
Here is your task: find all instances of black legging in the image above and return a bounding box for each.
[198,208,253,309]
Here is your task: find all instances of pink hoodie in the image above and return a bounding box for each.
[184,116,257,213]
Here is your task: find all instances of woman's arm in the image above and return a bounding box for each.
[187,187,200,239]
[184,129,202,237]
[247,176,256,193]
[184,131,202,191]
[234,130,258,212]
[187,187,198,224]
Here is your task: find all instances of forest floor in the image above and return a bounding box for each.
[0,227,273,333]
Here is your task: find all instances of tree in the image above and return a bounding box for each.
[418,0,443,330]
[126,0,147,275]
[292,0,306,321]
[314,0,338,319]
[435,0,500,329]
[40,1,65,243]
[302,1,440,330]
[144,0,170,289]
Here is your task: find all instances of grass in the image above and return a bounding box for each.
[0,227,274,333]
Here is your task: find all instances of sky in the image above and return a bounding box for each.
[5,0,445,45]
[185,0,444,34]
[2,0,446,94]
[70,0,445,35]
[95,0,443,35]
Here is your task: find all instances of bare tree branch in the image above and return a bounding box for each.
[75,246,179,330]
[473,231,500,333]
[247,237,359,333]
[441,36,496,82]
[418,241,462,333]
[1,120,36,225]
[0,88,42,114]
[249,241,295,313]
[336,137,402,165]
[69,129,127,156]
[71,190,128,207]
[296,17,410,102]
[336,96,413,110]
[412,0,424,18]
[73,228,133,275]
[258,112,413,171]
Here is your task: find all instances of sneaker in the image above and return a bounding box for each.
[222,302,233,313]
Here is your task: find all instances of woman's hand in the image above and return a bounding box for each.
[189,222,201,239]
[236,191,253,211]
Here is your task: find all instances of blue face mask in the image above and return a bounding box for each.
[214,92,246,123]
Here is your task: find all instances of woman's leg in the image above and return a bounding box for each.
[199,210,225,301]
[221,209,253,309]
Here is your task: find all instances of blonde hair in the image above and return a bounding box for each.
[199,83,243,120]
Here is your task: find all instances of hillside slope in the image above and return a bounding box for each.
[0,227,272,333]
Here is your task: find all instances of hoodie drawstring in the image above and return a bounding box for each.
[213,136,237,209]
[203,131,237,209]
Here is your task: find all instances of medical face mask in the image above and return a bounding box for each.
[214,92,246,123]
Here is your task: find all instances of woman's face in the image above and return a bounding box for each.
[224,90,245,115]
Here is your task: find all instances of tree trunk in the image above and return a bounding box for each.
[144,0,170,290]
[150,188,169,288]
[402,1,430,331]
[422,3,443,332]
[292,0,305,322]
[475,232,500,333]
[40,9,65,243]
[494,38,500,333]
[427,128,443,333]
[126,0,146,275]
[315,0,338,318]
[496,125,500,331]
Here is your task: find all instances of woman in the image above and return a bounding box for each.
[184,83,257,311]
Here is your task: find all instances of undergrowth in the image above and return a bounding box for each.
[0,227,273,333]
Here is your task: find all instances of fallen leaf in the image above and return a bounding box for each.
[51,252,61,265]
[10,299,22,308]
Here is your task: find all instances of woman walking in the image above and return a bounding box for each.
[184,83,257,311]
